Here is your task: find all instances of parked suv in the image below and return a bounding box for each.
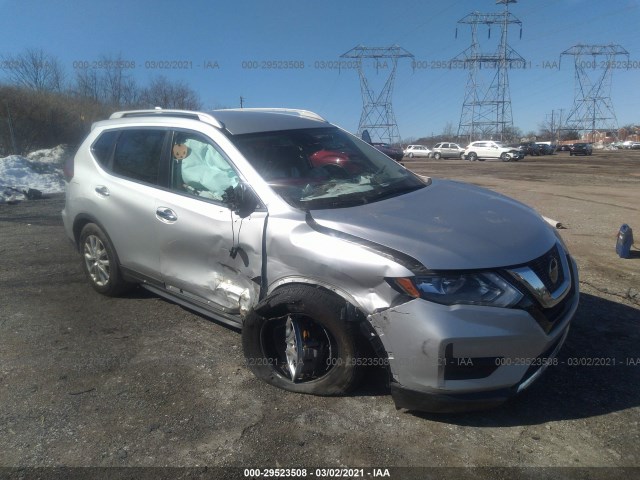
[536,143,556,155]
[569,143,593,156]
[519,142,541,156]
[431,142,465,159]
[62,108,579,412]
[464,141,524,162]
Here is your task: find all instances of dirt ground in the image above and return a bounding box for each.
[0,149,638,479]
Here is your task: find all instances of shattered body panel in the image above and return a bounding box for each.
[155,192,265,317]
[264,211,411,314]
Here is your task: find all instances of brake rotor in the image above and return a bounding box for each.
[284,315,332,382]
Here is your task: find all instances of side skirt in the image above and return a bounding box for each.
[141,283,243,331]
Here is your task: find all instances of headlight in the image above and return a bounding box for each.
[389,272,523,308]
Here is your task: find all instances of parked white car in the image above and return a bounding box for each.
[464,141,524,162]
[403,144,431,158]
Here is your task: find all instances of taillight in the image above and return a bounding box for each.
[63,156,74,181]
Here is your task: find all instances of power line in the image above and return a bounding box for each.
[451,0,523,142]
[340,45,414,145]
[560,44,629,140]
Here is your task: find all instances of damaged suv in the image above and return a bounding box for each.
[62,108,579,412]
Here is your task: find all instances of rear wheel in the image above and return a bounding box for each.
[79,223,131,296]
[242,285,362,395]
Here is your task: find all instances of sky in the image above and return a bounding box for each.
[0,0,639,141]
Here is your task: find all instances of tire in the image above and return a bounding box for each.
[79,223,131,296]
[500,152,512,162]
[467,152,477,161]
[434,152,441,160]
[242,285,362,396]
[408,153,414,158]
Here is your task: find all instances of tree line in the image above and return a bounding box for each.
[0,49,202,155]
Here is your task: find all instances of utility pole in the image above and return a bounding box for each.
[5,101,18,155]
[557,108,564,143]
[452,0,524,143]
[560,44,629,141]
[340,45,414,145]
[239,96,245,108]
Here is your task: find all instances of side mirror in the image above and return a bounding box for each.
[361,129,372,144]
[224,183,258,218]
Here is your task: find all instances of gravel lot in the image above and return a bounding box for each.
[0,149,638,479]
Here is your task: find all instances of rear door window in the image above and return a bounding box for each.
[112,129,167,185]
[91,130,118,168]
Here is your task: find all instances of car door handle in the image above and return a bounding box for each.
[156,207,178,223]
[94,186,110,196]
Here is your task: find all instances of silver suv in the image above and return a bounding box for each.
[62,108,579,412]
[431,142,465,159]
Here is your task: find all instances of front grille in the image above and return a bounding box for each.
[526,275,575,333]
[508,244,576,333]
[528,244,565,292]
[443,344,501,380]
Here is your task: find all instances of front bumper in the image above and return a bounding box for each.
[389,323,570,412]
[368,257,579,412]
[390,383,513,413]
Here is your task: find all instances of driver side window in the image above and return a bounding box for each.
[170,131,239,202]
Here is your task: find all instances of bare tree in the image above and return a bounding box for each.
[74,68,101,102]
[3,48,65,92]
[502,126,523,143]
[98,54,140,107]
[441,122,455,139]
[140,75,201,110]
[71,54,141,107]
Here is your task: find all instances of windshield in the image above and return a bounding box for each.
[229,127,426,210]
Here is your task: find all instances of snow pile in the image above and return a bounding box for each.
[26,144,72,165]
[1,145,69,204]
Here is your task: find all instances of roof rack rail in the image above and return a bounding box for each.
[109,109,223,128]
[217,108,327,122]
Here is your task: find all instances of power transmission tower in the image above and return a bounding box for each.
[560,44,629,140]
[340,45,414,145]
[451,0,524,143]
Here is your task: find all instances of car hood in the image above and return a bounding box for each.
[308,179,557,271]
